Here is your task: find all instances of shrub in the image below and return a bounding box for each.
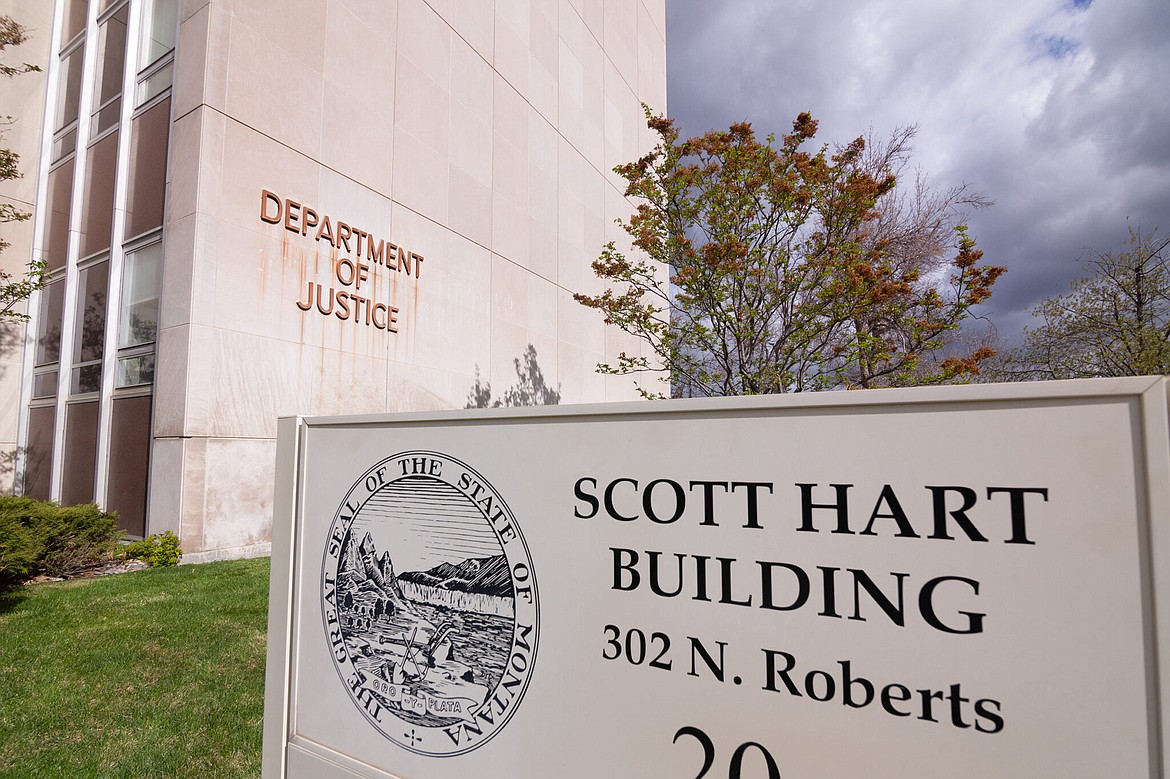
[0,511,40,587]
[0,497,122,584]
[121,531,182,568]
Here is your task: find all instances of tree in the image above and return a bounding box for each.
[0,14,49,321]
[999,225,1170,380]
[575,110,1005,398]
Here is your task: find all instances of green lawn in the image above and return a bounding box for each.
[0,558,270,779]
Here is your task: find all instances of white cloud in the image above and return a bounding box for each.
[666,0,1170,342]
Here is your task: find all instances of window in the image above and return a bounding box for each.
[91,4,129,138]
[61,401,100,506]
[62,0,89,45]
[124,97,170,238]
[53,42,85,134]
[135,0,178,107]
[71,260,109,394]
[106,395,152,535]
[79,131,118,258]
[115,241,160,387]
[137,0,178,70]
[23,407,57,501]
[42,158,75,271]
[32,278,65,399]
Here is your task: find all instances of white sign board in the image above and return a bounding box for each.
[263,377,1170,778]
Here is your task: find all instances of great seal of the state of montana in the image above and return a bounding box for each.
[320,451,538,757]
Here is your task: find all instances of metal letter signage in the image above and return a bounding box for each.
[263,377,1170,778]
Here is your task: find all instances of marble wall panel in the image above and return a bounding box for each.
[491,252,530,330]
[449,37,495,195]
[169,211,220,330]
[528,216,558,285]
[638,1,667,114]
[602,57,642,192]
[309,345,390,418]
[556,339,607,404]
[431,0,494,63]
[386,362,469,413]
[557,136,586,255]
[215,118,321,234]
[0,442,17,494]
[189,107,226,229]
[447,167,493,249]
[181,0,210,23]
[153,324,190,437]
[194,328,316,439]
[211,219,324,345]
[222,13,324,158]
[316,170,395,245]
[397,0,453,89]
[491,77,530,267]
[158,214,197,331]
[385,204,491,380]
[603,0,638,90]
[320,83,395,195]
[529,109,559,191]
[217,0,327,74]
[177,436,207,551]
[165,109,204,224]
[641,0,665,40]
[575,0,605,42]
[527,272,559,341]
[320,0,396,192]
[324,0,396,89]
[557,286,605,351]
[491,138,528,269]
[527,0,559,124]
[494,0,530,97]
[177,323,214,436]
[201,437,276,551]
[145,437,193,545]
[335,0,398,40]
[200,4,232,111]
[173,3,210,119]
[144,437,183,535]
[394,55,450,158]
[557,2,605,165]
[493,70,529,142]
[557,37,585,153]
[489,318,559,407]
[450,34,494,126]
[390,126,450,226]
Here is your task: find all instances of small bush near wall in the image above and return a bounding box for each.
[0,497,122,587]
[121,531,182,568]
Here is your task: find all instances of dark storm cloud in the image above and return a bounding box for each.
[665,0,1170,344]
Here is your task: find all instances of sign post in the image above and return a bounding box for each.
[263,377,1170,778]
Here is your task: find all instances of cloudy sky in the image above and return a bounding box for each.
[665,0,1170,344]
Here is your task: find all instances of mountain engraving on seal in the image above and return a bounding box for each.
[336,532,507,722]
[321,451,538,757]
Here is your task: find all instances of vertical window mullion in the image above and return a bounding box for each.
[93,0,143,508]
[50,0,103,503]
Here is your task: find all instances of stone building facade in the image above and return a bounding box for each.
[0,0,666,559]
